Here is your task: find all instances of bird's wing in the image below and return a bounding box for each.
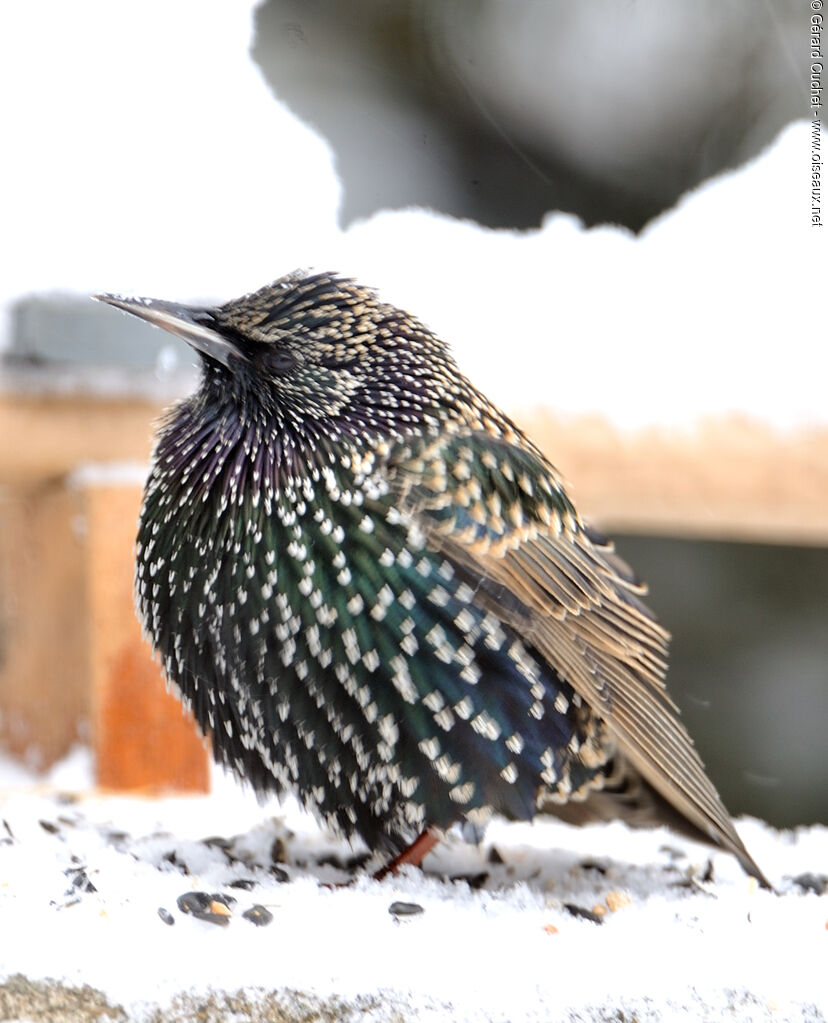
[388,427,766,883]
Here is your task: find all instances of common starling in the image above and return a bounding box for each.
[97,272,768,886]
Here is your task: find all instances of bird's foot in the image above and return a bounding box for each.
[373,828,440,881]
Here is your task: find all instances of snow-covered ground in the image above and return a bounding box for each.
[0,749,826,1022]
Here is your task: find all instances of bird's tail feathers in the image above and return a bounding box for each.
[538,753,771,887]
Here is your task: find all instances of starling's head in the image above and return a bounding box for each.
[97,271,476,444]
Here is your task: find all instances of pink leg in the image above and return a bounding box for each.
[373,828,440,881]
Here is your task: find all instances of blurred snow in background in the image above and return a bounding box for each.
[0,0,822,430]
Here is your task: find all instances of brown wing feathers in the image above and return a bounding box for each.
[394,429,769,885]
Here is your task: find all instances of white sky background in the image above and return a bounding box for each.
[0,1,824,431]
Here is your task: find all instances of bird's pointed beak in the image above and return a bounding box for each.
[93,293,242,369]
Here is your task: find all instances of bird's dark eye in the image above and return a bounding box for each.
[262,347,298,375]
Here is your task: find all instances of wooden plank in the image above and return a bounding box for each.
[0,482,89,766]
[81,481,209,792]
[0,473,209,791]
[517,411,828,546]
[2,393,827,543]
[0,392,162,482]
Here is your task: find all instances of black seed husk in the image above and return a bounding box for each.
[791,872,828,895]
[388,901,424,918]
[242,904,274,926]
[227,878,257,891]
[176,890,232,925]
[562,903,604,925]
